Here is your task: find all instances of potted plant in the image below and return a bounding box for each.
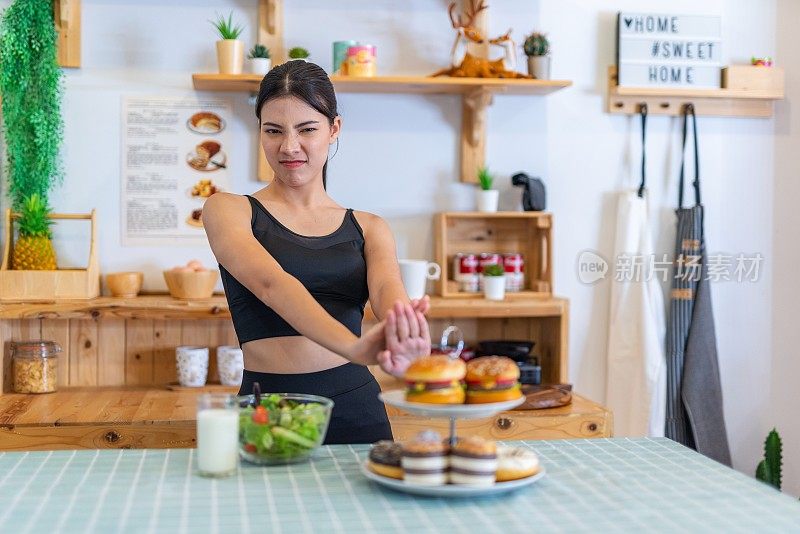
[210,11,244,74]
[288,46,310,62]
[482,264,506,301]
[523,32,551,80]
[755,428,782,490]
[247,44,271,75]
[0,1,62,270]
[476,166,499,213]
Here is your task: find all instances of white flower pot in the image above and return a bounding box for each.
[476,189,500,213]
[483,276,506,301]
[248,57,271,75]
[216,39,244,74]
[527,55,551,80]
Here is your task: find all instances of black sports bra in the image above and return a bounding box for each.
[219,195,369,346]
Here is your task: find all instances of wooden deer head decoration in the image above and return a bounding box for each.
[431,0,528,79]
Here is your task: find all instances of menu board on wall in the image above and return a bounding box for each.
[616,12,722,88]
[121,96,231,246]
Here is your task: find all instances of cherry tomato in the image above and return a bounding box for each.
[252,405,269,425]
[244,443,257,453]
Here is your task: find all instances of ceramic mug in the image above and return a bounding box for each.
[176,346,209,387]
[399,259,441,300]
[216,345,244,387]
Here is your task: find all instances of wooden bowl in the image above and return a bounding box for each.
[105,272,143,298]
[163,269,219,299]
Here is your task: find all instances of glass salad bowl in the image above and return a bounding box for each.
[237,393,334,465]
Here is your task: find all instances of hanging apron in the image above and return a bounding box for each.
[606,105,667,437]
[664,105,732,465]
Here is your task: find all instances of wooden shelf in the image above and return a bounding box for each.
[606,66,784,117]
[193,73,570,183]
[0,293,568,320]
[192,73,572,95]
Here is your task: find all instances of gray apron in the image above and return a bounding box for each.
[664,105,732,466]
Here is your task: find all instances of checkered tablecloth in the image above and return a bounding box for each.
[0,438,798,533]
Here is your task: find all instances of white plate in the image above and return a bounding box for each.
[360,460,545,497]
[186,113,225,134]
[378,390,524,419]
[186,150,227,172]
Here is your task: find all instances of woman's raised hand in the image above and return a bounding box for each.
[376,301,431,377]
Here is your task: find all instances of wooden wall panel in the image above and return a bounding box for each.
[125,320,154,385]
[69,320,99,386]
[98,319,126,386]
[153,320,181,385]
[41,319,71,388]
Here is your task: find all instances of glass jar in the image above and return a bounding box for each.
[12,341,61,394]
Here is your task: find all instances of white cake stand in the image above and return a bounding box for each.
[378,389,525,445]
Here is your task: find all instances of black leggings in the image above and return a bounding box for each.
[239,363,393,445]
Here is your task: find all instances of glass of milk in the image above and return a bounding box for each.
[196,393,239,477]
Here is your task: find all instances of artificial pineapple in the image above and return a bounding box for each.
[11,194,57,270]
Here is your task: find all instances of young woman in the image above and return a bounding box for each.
[203,61,431,444]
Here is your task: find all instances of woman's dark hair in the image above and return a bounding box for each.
[255,60,339,189]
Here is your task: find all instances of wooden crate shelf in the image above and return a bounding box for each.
[606,66,784,117]
[0,210,99,301]
[435,211,553,299]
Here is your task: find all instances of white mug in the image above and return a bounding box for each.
[399,259,441,299]
[176,346,209,387]
[216,345,244,387]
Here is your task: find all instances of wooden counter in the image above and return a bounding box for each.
[0,387,611,451]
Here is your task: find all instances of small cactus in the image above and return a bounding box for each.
[523,32,550,57]
[755,428,782,490]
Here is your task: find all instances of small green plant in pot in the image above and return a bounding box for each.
[476,166,499,213]
[523,32,551,80]
[247,44,271,75]
[288,47,310,61]
[210,11,245,74]
[482,263,506,301]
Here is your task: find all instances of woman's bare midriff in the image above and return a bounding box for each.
[241,335,351,374]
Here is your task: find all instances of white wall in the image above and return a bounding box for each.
[771,0,800,498]
[0,0,794,491]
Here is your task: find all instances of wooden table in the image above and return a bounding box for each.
[0,387,611,451]
[1,439,798,532]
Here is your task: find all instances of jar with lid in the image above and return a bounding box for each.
[12,341,61,394]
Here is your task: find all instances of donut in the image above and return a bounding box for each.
[367,440,403,480]
[495,445,540,481]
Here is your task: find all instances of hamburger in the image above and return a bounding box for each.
[404,355,466,404]
[464,356,522,404]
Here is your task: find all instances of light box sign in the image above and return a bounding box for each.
[617,12,722,88]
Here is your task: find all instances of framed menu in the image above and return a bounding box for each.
[616,12,723,88]
[121,96,231,246]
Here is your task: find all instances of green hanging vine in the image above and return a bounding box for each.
[0,0,64,211]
